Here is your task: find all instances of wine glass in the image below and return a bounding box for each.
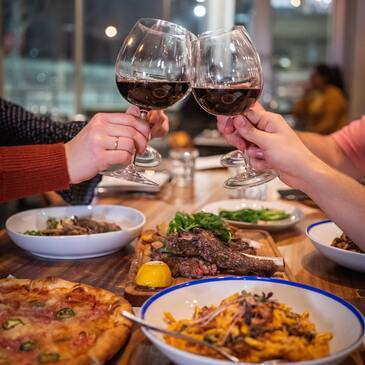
[193,26,276,189]
[105,18,195,185]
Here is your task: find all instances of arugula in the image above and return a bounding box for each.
[167,211,233,242]
[219,208,290,223]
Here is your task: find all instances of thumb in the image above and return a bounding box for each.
[126,105,141,118]
[233,115,266,147]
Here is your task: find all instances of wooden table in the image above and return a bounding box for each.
[0,169,364,364]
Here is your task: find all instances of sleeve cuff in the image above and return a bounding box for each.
[0,144,70,201]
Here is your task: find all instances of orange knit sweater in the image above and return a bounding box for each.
[0,144,70,202]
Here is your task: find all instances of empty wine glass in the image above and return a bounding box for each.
[104,18,195,185]
[193,26,276,189]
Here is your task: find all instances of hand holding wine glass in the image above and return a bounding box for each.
[109,18,195,185]
[193,26,276,189]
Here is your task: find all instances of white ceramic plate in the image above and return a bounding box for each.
[6,205,145,259]
[202,199,304,231]
[141,277,364,365]
[306,220,365,272]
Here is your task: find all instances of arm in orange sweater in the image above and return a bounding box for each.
[0,144,70,202]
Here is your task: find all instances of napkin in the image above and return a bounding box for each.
[98,171,170,193]
[195,155,224,170]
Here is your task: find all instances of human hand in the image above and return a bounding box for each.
[64,107,150,184]
[218,104,324,188]
[127,106,169,138]
[217,103,266,151]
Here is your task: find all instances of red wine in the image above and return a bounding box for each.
[116,78,190,110]
[193,87,261,116]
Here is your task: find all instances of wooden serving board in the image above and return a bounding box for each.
[124,229,293,306]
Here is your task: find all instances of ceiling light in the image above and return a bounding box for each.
[194,5,206,17]
[105,25,117,38]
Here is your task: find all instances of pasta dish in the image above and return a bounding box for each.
[164,291,332,362]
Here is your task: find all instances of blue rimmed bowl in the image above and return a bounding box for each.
[306,220,365,272]
[141,276,364,365]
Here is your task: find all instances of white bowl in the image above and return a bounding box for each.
[141,277,364,365]
[202,199,304,231]
[6,205,145,259]
[306,220,365,273]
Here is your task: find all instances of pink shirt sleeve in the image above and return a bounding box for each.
[331,115,365,175]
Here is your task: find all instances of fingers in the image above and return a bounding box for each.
[149,110,169,138]
[250,157,270,171]
[217,115,248,150]
[223,131,247,151]
[127,105,141,118]
[151,122,168,138]
[217,115,235,135]
[104,124,147,154]
[101,136,135,154]
[99,150,133,171]
[232,115,267,147]
[94,113,150,140]
[247,145,264,159]
[245,109,287,133]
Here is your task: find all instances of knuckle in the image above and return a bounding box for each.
[94,113,104,123]
[90,134,101,147]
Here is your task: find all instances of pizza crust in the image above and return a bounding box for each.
[0,277,132,365]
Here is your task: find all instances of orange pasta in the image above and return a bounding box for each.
[164,291,332,362]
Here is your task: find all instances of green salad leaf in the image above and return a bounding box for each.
[219,208,290,223]
[167,211,233,242]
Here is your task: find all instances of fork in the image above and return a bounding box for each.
[121,310,240,363]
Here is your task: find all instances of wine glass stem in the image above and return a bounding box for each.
[140,108,152,151]
[130,109,149,165]
[243,149,253,172]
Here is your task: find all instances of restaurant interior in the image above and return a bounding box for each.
[0,0,365,364]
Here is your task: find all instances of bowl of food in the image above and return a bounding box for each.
[141,277,364,365]
[306,220,365,272]
[202,199,304,231]
[6,205,145,259]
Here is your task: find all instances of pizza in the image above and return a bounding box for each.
[0,277,132,364]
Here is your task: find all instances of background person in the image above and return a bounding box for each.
[293,64,348,134]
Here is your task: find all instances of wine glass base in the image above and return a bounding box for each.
[224,170,276,189]
[102,165,159,186]
[135,146,162,168]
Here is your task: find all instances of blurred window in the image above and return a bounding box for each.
[271,0,332,113]
[2,0,75,119]
[170,0,207,34]
[235,0,254,32]
[82,0,164,114]
[0,0,333,118]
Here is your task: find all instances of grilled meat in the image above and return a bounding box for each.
[151,252,218,278]
[163,229,277,276]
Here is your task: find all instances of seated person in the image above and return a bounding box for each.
[293,64,348,134]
